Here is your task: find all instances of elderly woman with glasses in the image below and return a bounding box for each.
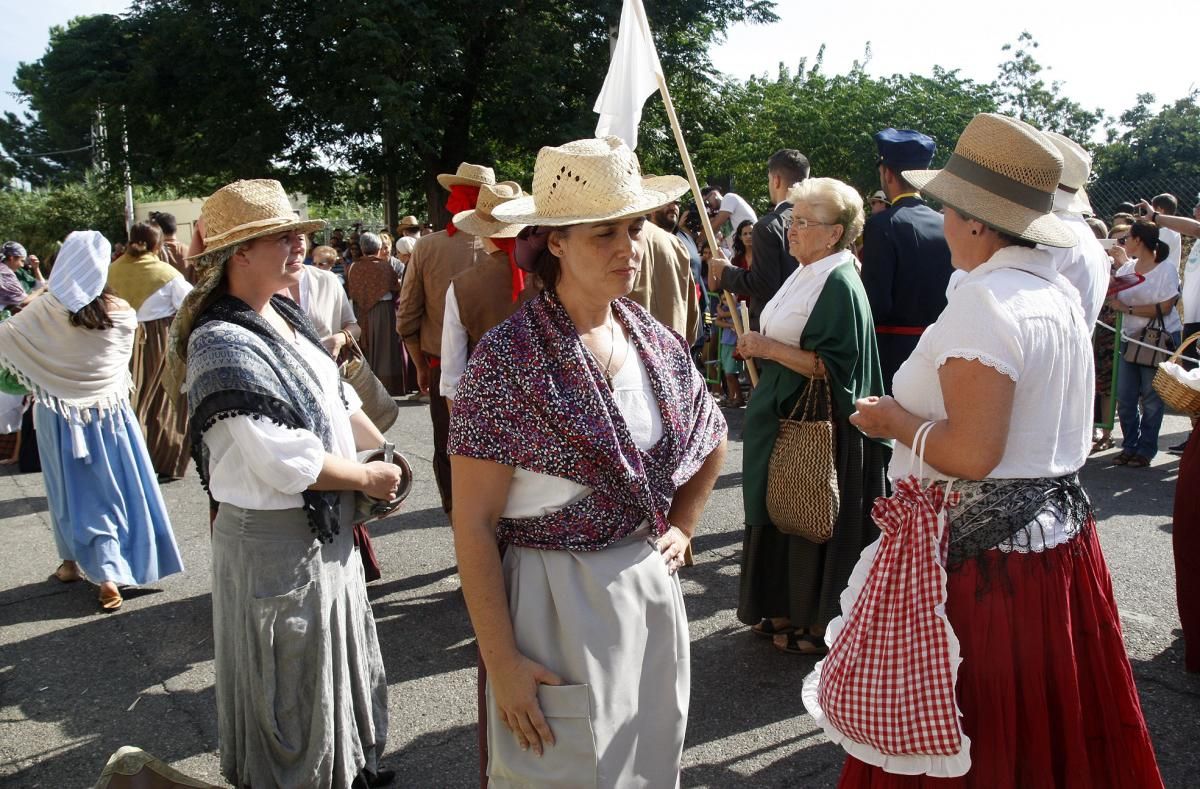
[733,177,891,657]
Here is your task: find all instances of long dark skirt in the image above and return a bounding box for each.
[738,418,889,629]
[361,300,406,396]
[131,317,190,479]
[1173,427,1200,673]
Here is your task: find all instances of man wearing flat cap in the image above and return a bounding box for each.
[861,128,953,393]
[396,162,494,515]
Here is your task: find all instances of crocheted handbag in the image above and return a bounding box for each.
[766,372,838,542]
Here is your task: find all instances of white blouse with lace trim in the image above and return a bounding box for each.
[890,247,1093,488]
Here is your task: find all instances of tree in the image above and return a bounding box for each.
[994,31,1102,143]
[1092,92,1200,183]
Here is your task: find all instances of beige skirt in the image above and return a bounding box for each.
[131,316,190,478]
[487,526,689,788]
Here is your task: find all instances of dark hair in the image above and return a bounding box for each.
[530,241,562,291]
[1151,193,1178,215]
[996,231,1037,249]
[1129,219,1169,263]
[700,186,718,198]
[1115,201,1137,215]
[149,211,178,235]
[69,287,118,330]
[127,221,162,256]
[732,219,754,258]
[767,149,810,186]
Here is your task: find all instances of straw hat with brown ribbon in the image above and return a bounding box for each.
[436,163,497,190]
[397,215,421,229]
[452,181,527,239]
[902,113,1075,248]
[491,137,688,227]
[165,179,326,400]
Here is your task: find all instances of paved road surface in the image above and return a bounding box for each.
[1,403,1197,787]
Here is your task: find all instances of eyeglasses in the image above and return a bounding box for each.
[785,218,834,231]
[1116,237,1128,246]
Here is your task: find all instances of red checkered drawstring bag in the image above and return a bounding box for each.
[815,421,969,762]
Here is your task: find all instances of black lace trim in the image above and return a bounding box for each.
[946,473,1091,569]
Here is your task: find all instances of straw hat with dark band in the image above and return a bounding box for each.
[452,181,527,239]
[490,137,689,227]
[902,113,1075,248]
[188,179,325,259]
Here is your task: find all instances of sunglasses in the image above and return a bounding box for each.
[1116,237,1128,246]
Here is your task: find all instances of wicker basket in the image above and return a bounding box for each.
[1152,332,1200,415]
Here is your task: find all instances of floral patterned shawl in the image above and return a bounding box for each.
[448,290,726,551]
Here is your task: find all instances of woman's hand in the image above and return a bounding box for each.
[655,525,690,575]
[361,460,402,500]
[736,330,771,360]
[322,330,348,358]
[490,653,563,756]
[1108,245,1129,265]
[849,395,907,440]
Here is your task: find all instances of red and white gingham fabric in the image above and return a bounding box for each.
[816,474,965,757]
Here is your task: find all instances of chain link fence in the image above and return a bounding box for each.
[1087,176,1200,223]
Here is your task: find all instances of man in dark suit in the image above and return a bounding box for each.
[707,149,809,329]
[861,128,953,393]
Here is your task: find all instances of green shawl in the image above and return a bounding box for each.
[742,262,890,526]
[108,251,181,311]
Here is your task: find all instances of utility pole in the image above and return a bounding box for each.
[121,106,134,237]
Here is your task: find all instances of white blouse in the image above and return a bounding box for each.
[299,265,357,339]
[759,249,854,346]
[203,330,364,510]
[1115,260,1183,335]
[136,277,192,322]
[440,282,469,400]
[502,346,664,520]
[891,247,1093,489]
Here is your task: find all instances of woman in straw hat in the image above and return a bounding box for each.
[449,137,727,787]
[108,220,194,481]
[804,114,1162,787]
[166,179,400,789]
[0,231,182,611]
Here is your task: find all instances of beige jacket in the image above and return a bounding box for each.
[396,229,488,358]
[629,222,700,342]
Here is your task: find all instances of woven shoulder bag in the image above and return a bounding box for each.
[340,334,399,433]
[766,370,839,543]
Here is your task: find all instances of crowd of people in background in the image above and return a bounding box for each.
[1,109,1199,788]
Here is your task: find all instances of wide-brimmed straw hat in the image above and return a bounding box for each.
[903,113,1075,248]
[868,190,890,205]
[1043,131,1094,216]
[189,179,325,260]
[452,181,527,239]
[397,215,421,229]
[491,137,688,227]
[436,163,497,190]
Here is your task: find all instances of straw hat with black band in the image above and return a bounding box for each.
[165,179,326,398]
[902,113,1075,249]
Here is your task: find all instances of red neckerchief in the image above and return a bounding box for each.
[492,237,524,303]
[445,185,481,236]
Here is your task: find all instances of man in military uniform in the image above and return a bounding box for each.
[861,128,953,393]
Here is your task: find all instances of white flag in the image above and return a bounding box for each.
[593,0,663,150]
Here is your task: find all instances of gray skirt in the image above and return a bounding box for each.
[212,498,388,789]
[487,526,689,789]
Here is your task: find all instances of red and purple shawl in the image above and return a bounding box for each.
[448,291,726,551]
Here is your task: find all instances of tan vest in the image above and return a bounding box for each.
[396,229,488,357]
[452,251,540,351]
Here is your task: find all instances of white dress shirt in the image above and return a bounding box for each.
[440,282,469,400]
[1040,213,1109,329]
[202,330,364,510]
[136,277,192,322]
[759,249,855,346]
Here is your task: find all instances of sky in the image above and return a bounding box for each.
[3,1,1198,138]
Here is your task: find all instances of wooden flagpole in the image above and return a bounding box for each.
[654,72,759,387]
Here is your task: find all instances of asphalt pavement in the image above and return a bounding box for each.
[1,402,1197,788]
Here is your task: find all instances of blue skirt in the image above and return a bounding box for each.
[35,401,184,586]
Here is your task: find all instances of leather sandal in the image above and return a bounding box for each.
[52,562,82,583]
[774,629,828,656]
[1112,452,1134,466]
[1125,455,1151,468]
[98,584,123,612]
[751,618,796,639]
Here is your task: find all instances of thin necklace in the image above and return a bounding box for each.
[584,311,618,390]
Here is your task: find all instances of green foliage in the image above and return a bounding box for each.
[0,174,125,258]
[1093,92,1200,183]
[994,31,1103,142]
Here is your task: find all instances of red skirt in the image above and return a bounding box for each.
[838,522,1162,788]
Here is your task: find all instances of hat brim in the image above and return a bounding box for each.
[452,209,525,239]
[437,174,497,189]
[490,175,690,227]
[1063,187,1093,216]
[188,218,327,260]
[903,168,1076,248]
